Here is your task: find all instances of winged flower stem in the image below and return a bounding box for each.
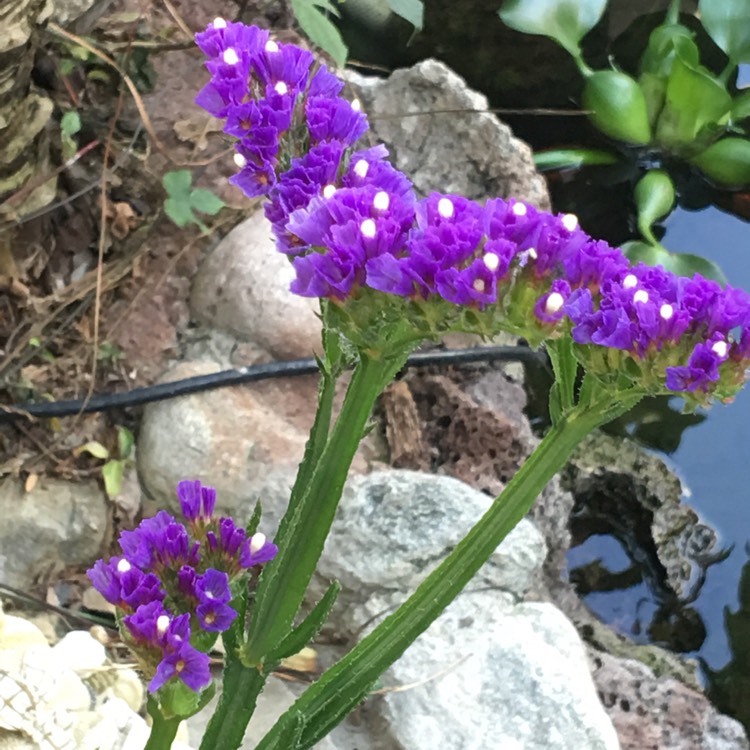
[244,346,414,665]
[253,386,645,750]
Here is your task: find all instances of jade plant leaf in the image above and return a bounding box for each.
[654,43,731,153]
[622,240,728,284]
[689,137,750,187]
[699,0,750,66]
[498,0,607,57]
[634,170,675,245]
[386,0,423,32]
[291,0,347,67]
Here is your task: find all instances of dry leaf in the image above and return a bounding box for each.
[280,646,318,674]
[173,115,223,151]
[107,200,139,239]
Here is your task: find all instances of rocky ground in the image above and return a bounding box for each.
[0,1,748,748]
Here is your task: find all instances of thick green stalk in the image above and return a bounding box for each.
[198,661,265,750]
[245,350,410,665]
[144,700,182,750]
[254,391,643,749]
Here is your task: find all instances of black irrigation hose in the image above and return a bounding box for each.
[0,345,546,424]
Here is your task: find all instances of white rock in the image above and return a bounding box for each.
[51,630,106,675]
[379,596,620,750]
[190,209,322,359]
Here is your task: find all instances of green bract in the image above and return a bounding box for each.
[582,70,652,145]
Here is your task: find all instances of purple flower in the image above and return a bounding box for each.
[666,334,730,392]
[177,480,217,522]
[87,557,165,610]
[239,532,279,568]
[123,600,170,644]
[196,569,232,603]
[306,96,369,146]
[253,40,314,96]
[119,511,175,568]
[150,640,212,693]
[535,280,572,323]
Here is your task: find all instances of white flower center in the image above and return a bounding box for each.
[545,292,565,314]
[353,159,369,178]
[561,213,579,232]
[265,40,279,53]
[250,532,267,555]
[473,278,486,293]
[322,184,336,199]
[156,615,171,635]
[116,558,131,574]
[373,191,390,211]
[659,303,674,320]
[511,202,527,217]
[633,289,649,304]
[622,274,638,290]
[274,81,288,95]
[222,48,239,65]
[361,219,377,238]
[212,17,227,29]
[437,197,454,219]
[527,247,538,261]
[483,253,500,272]
[351,98,362,111]
[712,340,729,358]
[233,152,247,169]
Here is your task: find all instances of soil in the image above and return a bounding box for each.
[0,0,300,486]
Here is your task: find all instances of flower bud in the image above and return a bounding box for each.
[582,71,652,145]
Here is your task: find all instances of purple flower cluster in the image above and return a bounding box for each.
[195,21,750,402]
[88,479,278,693]
[195,18,364,199]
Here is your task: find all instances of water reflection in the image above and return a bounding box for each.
[703,544,750,732]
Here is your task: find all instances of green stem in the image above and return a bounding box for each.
[254,391,643,750]
[719,59,737,86]
[144,698,182,750]
[666,0,681,26]
[245,349,410,665]
[198,661,265,750]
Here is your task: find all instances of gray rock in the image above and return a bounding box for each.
[190,210,322,360]
[346,59,551,210]
[0,478,107,589]
[378,596,620,750]
[137,359,318,533]
[313,470,546,633]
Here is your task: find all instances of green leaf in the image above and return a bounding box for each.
[102,459,125,499]
[190,188,225,216]
[291,0,348,67]
[654,45,732,151]
[265,581,341,664]
[245,501,263,537]
[699,0,750,65]
[689,136,750,186]
[117,426,134,459]
[634,170,675,245]
[621,240,728,284]
[498,0,607,57]
[732,90,750,122]
[163,197,195,228]
[79,440,109,460]
[60,110,81,138]
[639,24,696,77]
[162,169,193,198]
[386,0,424,31]
[582,70,652,145]
[533,147,619,171]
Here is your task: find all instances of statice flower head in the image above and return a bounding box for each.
[87,479,278,700]
[195,21,750,407]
